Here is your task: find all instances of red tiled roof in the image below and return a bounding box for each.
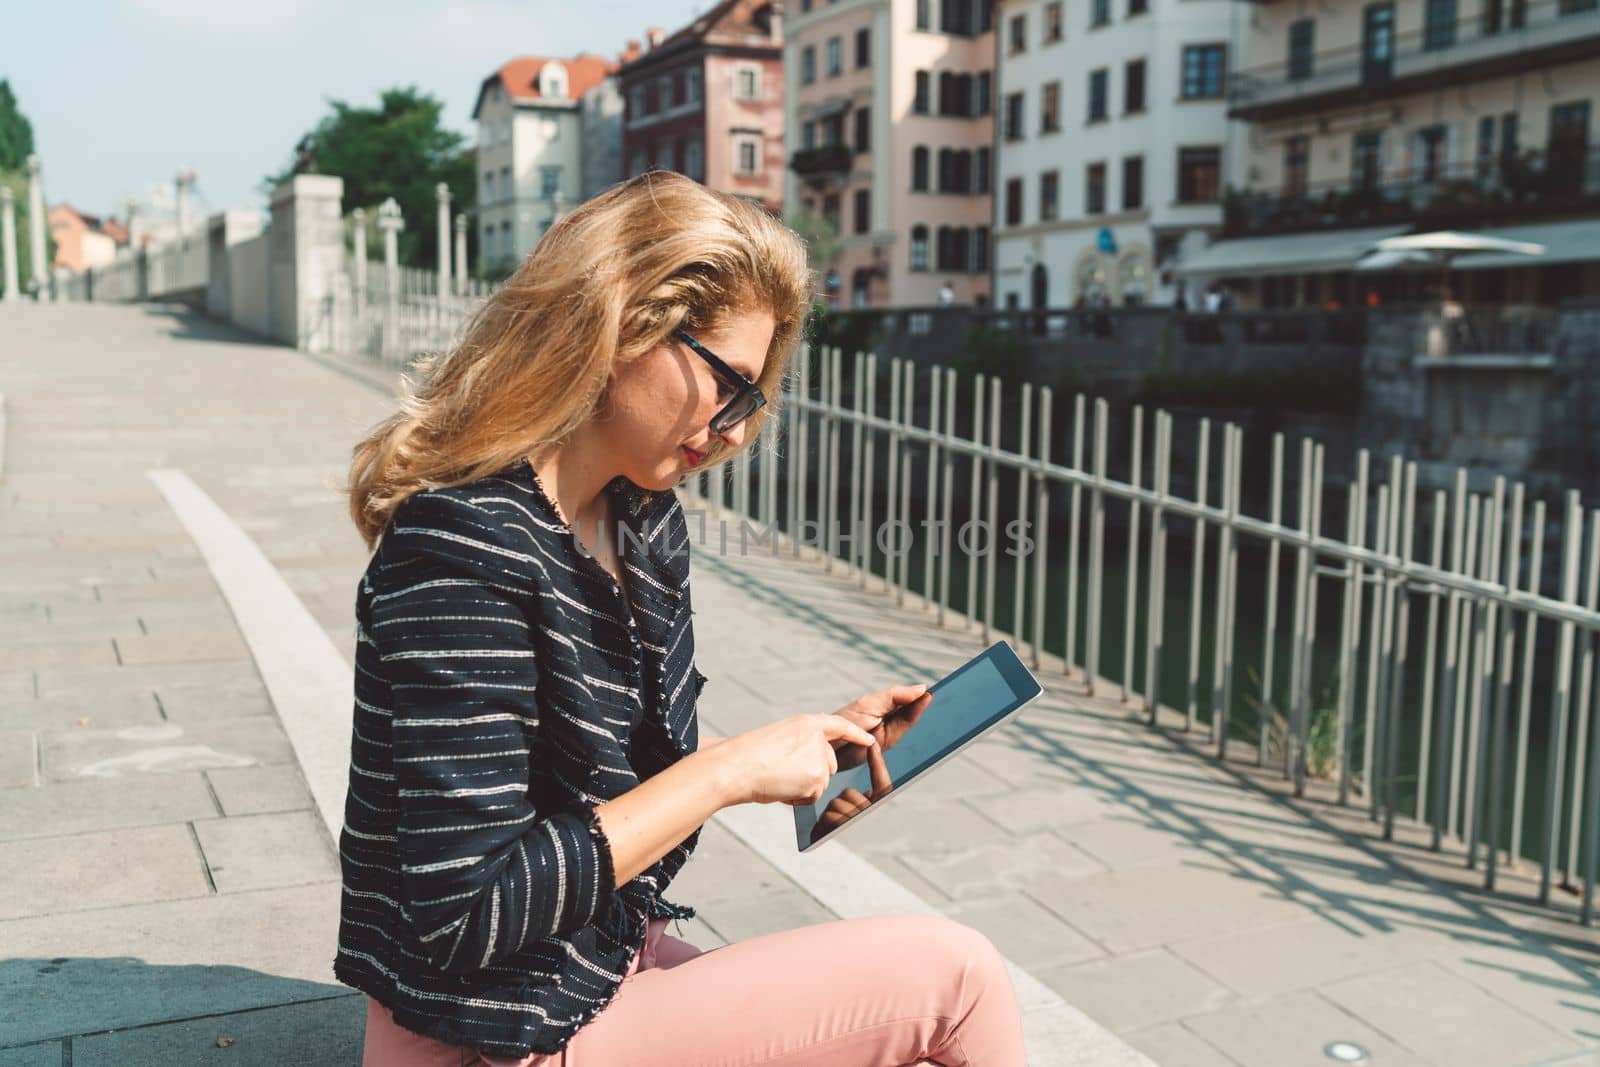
[473,53,617,117]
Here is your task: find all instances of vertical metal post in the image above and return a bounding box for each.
[1014,383,1035,644]
[1212,424,1238,753]
[1185,418,1212,731]
[884,358,902,593]
[1382,461,1417,840]
[1065,395,1086,677]
[1368,456,1404,819]
[1565,514,1600,881]
[1485,484,1526,888]
[1448,492,1482,840]
[1339,452,1371,805]
[823,348,841,570]
[1541,493,1584,902]
[924,366,944,615]
[1463,480,1504,847]
[983,377,1002,640]
[1433,473,1469,847]
[1145,411,1172,722]
[1360,484,1392,802]
[1416,490,1447,822]
[967,374,987,630]
[1086,398,1108,695]
[1297,442,1325,786]
[939,369,956,627]
[849,353,865,576]
[1123,406,1145,704]
[1030,388,1054,669]
[1261,433,1286,765]
[1286,439,1313,782]
[860,355,879,586]
[792,344,810,556]
[1511,499,1547,866]
[898,361,916,608]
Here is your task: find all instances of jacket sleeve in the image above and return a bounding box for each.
[370,489,618,976]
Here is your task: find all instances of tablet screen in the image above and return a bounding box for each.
[792,640,1042,851]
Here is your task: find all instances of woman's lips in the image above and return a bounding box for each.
[682,446,704,467]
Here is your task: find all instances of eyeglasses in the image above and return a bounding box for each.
[674,329,767,435]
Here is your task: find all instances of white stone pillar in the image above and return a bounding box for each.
[378,197,405,363]
[175,169,195,241]
[26,155,47,300]
[1,187,18,301]
[352,207,368,314]
[435,182,451,302]
[454,214,468,296]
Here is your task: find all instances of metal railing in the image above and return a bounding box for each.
[682,342,1600,919]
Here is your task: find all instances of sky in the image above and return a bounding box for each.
[7,0,712,220]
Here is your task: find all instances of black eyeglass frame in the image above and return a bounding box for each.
[674,328,767,435]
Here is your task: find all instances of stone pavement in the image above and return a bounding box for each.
[2,303,1600,1067]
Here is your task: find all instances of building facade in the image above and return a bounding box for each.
[471,54,617,274]
[618,1,787,214]
[785,0,996,308]
[1184,0,1600,306]
[991,0,1240,310]
[48,205,124,274]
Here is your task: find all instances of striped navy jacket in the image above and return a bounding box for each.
[333,455,707,1058]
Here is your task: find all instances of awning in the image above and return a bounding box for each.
[1449,219,1600,271]
[1175,225,1411,278]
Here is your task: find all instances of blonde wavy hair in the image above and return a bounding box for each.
[345,171,812,551]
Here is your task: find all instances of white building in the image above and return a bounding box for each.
[991,0,1243,309]
[471,55,619,274]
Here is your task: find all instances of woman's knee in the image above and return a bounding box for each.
[896,914,1009,985]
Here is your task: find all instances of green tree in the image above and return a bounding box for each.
[784,203,840,294]
[264,86,475,271]
[0,80,34,173]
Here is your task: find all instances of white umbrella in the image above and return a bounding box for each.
[1357,230,1547,300]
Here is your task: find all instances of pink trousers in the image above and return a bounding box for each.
[362,912,1027,1066]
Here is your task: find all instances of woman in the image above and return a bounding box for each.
[333,171,1027,1066]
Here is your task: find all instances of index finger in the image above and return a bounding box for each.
[821,714,878,750]
[866,738,893,798]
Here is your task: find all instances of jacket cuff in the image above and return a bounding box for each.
[583,805,618,904]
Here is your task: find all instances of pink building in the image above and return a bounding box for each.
[617,0,786,215]
[785,0,995,308]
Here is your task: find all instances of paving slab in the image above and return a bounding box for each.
[71,993,364,1067]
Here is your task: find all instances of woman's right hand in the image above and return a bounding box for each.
[719,714,879,807]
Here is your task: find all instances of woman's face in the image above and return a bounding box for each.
[602,306,776,492]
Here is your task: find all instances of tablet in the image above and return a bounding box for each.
[793,639,1043,852]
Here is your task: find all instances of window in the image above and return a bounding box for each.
[910,225,930,270]
[1124,59,1146,113]
[733,133,762,176]
[1414,124,1449,182]
[975,146,992,194]
[734,64,761,101]
[912,145,930,191]
[658,75,674,110]
[936,226,970,271]
[1129,0,1148,14]
[980,0,994,32]
[1476,115,1498,180]
[627,146,647,176]
[853,188,871,234]
[1091,0,1110,26]
[1548,101,1592,195]
[1088,69,1108,121]
[687,68,703,105]
[1040,170,1060,220]
[1287,20,1315,81]
[974,225,990,273]
[1041,81,1061,133]
[1005,177,1023,225]
[1005,91,1024,141]
[483,223,495,258]
[1181,44,1227,99]
[1122,155,1144,209]
[939,72,974,116]
[822,193,841,231]
[500,165,511,194]
[1361,4,1395,85]
[1176,146,1221,202]
[1085,161,1106,213]
[1009,13,1026,53]
[629,87,645,119]
[540,165,561,199]
[1284,135,1309,196]
[942,0,977,34]
[501,118,511,143]
[500,221,511,257]
[801,45,816,84]
[802,121,816,150]
[484,172,495,201]
[685,138,705,181]
[853,106,871,152]
[856,26,871,68]
[975,71,993,115]
[917,0,932,30]
[914,71,931,114]
[826,36,843,77]
[938,148,973,193]
[1352,130,1384,189]
[1044,0,1063,41]
[1424,0,1457,49]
